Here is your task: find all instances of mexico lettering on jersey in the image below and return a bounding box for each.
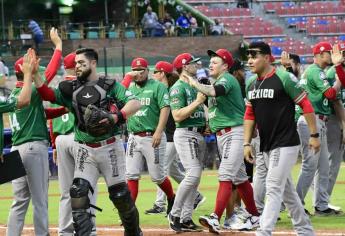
[127,79,170,133]
[246,68,305,152]
[169,79,206,128]
[208,72,244,133]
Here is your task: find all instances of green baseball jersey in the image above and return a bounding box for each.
[0,97,17,153]
[51,103,75,135]
[9,85,49,145]
[208,72,245,132]
[127,79,169,133]
[300,64,331,115]
[53,80,136,143]
[169,79,206,128]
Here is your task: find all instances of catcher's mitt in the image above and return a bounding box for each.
[83,104,115,137]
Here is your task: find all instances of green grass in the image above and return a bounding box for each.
[0,163,344,230]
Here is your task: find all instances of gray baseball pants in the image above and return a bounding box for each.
[170,128,206,221]
[326,114,344,197]
[296,116,330,211]
[6,140,49,236]
[56,133,98,236]
[256,145,314,236]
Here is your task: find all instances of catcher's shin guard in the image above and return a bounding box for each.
[109,182,142,236]
[70,178,94,236]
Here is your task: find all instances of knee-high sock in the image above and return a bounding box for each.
[237,180,259,216]
[158,177,175,199]
[127,180,139,202]
[214,181,232,219]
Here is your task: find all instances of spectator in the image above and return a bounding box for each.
[187,12,198,34]
[176,11,190,29]
[141,6,159,37]
[0,58,7,81]
[163,12,175,36]
[210,19,224,36]
[237,0,249,8]
[196,60,210,85]
[28,20,44,53]
[154,18,166,37]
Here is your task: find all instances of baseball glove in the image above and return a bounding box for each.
[83,104,115,137]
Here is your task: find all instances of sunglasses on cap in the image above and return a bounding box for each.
[246,49,265,58]
[153,70,161,74]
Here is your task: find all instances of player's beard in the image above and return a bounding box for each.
[134,77,148,87]
[77,68,92,83]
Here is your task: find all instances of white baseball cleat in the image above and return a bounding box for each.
[199,213,220,234]
[328,204,342,212]
[223,213,246,230]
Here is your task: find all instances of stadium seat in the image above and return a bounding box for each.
[87,31,99,39]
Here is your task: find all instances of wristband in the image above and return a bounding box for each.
[243,143,251,147]
[116,110,126,124]
[310,133,319,138]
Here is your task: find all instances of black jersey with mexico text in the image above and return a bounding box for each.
[246,68,306,152]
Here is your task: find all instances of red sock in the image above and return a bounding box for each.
[237,180,259,216]
[127,180,139,202]
[158,178,175,199]
[214,181,232,219]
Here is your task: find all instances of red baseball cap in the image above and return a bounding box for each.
[173,53,200,69]
[14,57,24,74]
[131,57,148,69]
[313,42,332,55]
[207,48,234,68]
[155,61,173,73]
[64,52,76,69]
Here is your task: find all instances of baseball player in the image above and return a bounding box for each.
[44,28,100,235]
[0,51,33,161]
[168,53,207,232]
[244,41,318,236]
[125,58,175,214]
[296,42,343,216]
[0,49,35,159]
[183,49,258,234]
[33,48,142,236]
[6,50,51,236]
[325,43,345,210]
[145,61,205,215]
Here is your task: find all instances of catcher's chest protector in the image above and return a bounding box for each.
[60,77,115,132]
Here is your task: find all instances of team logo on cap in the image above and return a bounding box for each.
[182,59,187,64]
[136,60,141,66]
[320,46,325,52]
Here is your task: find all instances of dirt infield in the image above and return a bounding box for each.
[0,226,344,236]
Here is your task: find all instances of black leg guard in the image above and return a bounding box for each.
[70,178,94,236]
[109,182,142,236]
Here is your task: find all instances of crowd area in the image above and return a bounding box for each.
[0,26,345,236]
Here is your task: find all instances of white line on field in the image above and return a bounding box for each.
[0,226,344,235]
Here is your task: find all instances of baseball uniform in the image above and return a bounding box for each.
[169,79,206,224]
[7,83,50,236]
[246,68,314,236]
[0,96,17,155]
[37,76,142,236]
[126,78,175,204]
[325,66,345,198]
[296,63,332,212]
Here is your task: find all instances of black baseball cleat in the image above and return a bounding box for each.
[181,219,203,232]
[168,213,183,233]
[166,195,175,216]
[145,204,165,215]
[314,207,343,216]
[194,194,206,210]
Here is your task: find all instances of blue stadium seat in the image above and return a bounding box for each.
[69,31,81,40]
[108,31,118,38]
[272,37,285,42]
[339,35,345,40]
[125,30,136,38]
[87,31,99,39]
[271,46,283,55]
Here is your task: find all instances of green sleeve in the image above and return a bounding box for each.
[0,97,17,113]
[281,72,306,103]
[309,69,331,94]
[156,83,170,109]
[169,86,185,110]
[245,76,256,101]
[326,66,336,81]
[216,76,232,94]
[112,82,136,104]
[54,88,72,109]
